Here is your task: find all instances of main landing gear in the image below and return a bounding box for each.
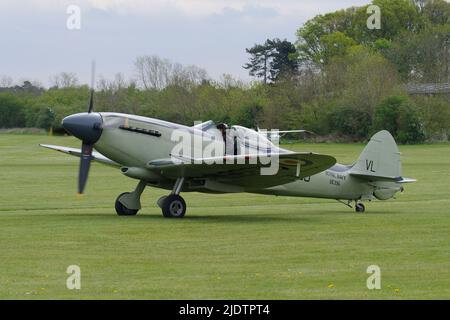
[157,177,187,218]
[115,178,187,218]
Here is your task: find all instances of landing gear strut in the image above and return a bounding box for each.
[115,180,146,216]
[158,177,186,218]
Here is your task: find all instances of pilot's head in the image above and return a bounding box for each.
[216,123,228,133]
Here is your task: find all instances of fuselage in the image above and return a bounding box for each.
[262,164,373,200]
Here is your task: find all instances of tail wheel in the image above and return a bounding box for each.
[355,203,366,213]
[161,195,186,218]
[115,192,139,216]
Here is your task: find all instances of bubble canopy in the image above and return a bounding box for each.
[231,125,278,152]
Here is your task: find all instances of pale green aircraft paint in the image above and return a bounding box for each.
[41,112,415,218]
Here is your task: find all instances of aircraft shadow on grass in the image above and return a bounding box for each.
[54,208,402,225]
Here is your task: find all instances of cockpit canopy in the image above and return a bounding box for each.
[231,125,274,151]
[195,121,278,154]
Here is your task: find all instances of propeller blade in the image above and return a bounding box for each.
[87,61,96,113]
[87,89,94,113]
[78,142,93,194]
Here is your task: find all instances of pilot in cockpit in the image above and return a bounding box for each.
[216,123,235,155]
[216,123,227,141]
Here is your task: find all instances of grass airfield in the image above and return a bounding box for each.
[0,134,449,299]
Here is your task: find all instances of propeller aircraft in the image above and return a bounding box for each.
[40,65,415,218]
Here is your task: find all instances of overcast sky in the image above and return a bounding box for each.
[0,0,370,87]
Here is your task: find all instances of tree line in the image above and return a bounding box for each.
[0,0,449,143]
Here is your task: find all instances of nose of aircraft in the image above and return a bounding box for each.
[62,113,103,144]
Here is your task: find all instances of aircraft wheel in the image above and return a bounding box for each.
[161,195,186,218]
[355,203,365,213]
[115,193,139,216]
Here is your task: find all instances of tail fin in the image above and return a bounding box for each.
[350,130,402,180]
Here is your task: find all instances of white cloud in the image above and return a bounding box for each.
[88,0,369,17]
[81,0,297,17]
[1,0,369,17]
[81,0,292,16]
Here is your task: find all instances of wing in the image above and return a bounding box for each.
[148,152,336,189]
[277,130,308,134]
[398,178,417,184]
[350,172,417,184]
[39,144,119,167]
[278,130,318,138]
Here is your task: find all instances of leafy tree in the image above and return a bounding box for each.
[0,81,44,97]
[244,39,298,83]
[385,24,450,82]
[31,86,90,130]
[232,103,263,129]
[372,96,425,143]
[296,0,424,67]
[319,32,356,64]
[413,95,450,140]
[328,106,372,138]
[35,106,55,130]
[244,42,274,84]
[422,0,450,25]
[0,93,26,128]
[296,9,357,65]
[327,46,402,114]
[266,38,298,80]
[371,0,423,38]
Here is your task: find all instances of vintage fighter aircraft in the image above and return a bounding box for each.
[40,84,415,218]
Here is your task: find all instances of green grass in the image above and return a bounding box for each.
[0,134,449,299]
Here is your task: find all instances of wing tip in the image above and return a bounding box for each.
[399,178,417,183]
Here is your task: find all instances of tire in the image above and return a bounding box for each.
[355,203,365,213]
[115,192,139,216]
[161,194,186,218]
